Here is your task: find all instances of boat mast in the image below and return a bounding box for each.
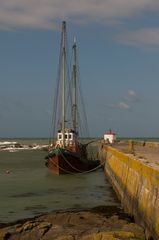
[72,37,77,133]
[61,21,66,147]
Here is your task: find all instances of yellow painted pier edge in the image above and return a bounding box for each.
[100,145,159,240]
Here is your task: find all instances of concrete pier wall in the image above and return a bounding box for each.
[100,145,159,240]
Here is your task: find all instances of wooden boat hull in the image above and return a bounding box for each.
[45,150,99,175]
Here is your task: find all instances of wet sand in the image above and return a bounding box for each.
[0,206,145,240]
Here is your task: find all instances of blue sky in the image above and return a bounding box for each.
[0,0,159,138]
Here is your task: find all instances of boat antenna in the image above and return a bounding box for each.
[72,36,77,133]
[61,21,66,147]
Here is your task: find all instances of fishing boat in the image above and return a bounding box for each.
[45,21,99,174]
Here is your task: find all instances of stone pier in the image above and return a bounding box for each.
[99,141,159,240]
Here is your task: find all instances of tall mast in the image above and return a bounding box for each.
[61,21,66,146]
[72,37,77,133]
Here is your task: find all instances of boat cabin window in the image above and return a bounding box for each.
[57,132,74,141]
[58,134,62,140]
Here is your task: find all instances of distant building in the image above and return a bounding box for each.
[104,129,116,144]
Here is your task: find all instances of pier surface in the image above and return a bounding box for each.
[114,141,159,170]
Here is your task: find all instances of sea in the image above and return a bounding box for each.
[0,138,120,224]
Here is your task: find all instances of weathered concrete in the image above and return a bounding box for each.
[99,143,159,240]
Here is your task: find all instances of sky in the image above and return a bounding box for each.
[0,0,159,138]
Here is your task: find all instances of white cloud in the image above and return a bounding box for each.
[107,102,131,110]
[107,90,140,111]
[1,1,159,50]
[128,90,136,97]
[125,90,141,103]
[118,28,159,46]
[118,102,130,110]
[0,0,159,30]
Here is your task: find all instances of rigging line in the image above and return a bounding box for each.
[67,43,88,137]
[76,57,89,137]
[52,21,71,139]
[77,110,88,137]
[64,28,72,124]
[50,29,64,142]
[65,64,72,126]
[78,83,89,136]
[77,112,84,137]
[65,42,79,130]
[75,85,86,136]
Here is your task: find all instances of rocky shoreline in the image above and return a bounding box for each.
[0,206,145,240]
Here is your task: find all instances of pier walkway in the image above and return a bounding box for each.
[113,141,159,170]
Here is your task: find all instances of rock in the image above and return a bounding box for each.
[22,221,39,231]
[38,222,52,236]
[54,235,74,240]
[122,223,145,239]
[1,231,12,240]
[0,208,145,240]
[80,231,136,240]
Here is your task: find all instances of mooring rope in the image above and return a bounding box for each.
[48,148,102,175]
[49,156,78,175]
[59,149,84,173]
[59,148,102,174]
